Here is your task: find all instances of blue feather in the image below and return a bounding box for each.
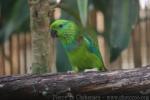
[83,34,100,57]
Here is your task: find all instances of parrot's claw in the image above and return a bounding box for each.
[84,68,99,72]
[67,70,76,74]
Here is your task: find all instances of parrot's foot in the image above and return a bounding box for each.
[84,68,99,72]
[67,70,76,74]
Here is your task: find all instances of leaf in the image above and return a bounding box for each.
[0,0,30,43]
[77,0,88,27]
[56,40,72,72]
[60,0,80,22]
[92,0,110,13]
[93,0,139,62]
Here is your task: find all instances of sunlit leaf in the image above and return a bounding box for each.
[77,0,88,27]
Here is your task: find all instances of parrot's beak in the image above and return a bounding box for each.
[50,29,58,38]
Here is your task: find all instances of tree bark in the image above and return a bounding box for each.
[0,65,150,100]
[28,0,56,74]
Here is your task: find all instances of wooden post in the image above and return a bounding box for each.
[132,23,142,67]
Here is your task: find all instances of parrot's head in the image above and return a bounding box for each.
[50,19,80,45]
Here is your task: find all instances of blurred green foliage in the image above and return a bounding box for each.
[93,0,139,62]
[0,0,30,43]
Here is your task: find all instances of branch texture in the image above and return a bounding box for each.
[0,65,150,100]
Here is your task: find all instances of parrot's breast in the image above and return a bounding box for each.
[67,42,103,71]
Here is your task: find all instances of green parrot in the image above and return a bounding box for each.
[50,19,106,72]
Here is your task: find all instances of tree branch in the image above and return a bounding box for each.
[0,65,150,100]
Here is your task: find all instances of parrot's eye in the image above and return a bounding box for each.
[58,24,63,28]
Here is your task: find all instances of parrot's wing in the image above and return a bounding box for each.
[83,32,106,70]
[83,33,101,57]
